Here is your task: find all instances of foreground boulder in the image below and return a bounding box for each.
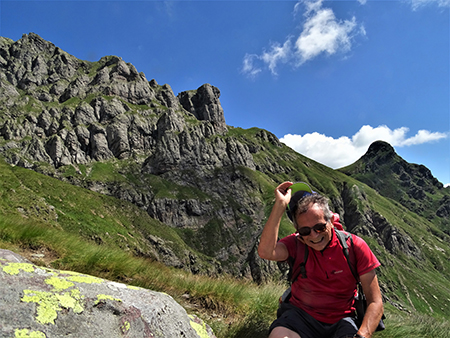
[0,249,216,338]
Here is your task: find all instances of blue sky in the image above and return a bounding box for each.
[1,0,449,186]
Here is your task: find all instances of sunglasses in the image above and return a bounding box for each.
[296,223,328,236]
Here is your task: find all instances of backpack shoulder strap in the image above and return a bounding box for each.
[289,238,309,283]
[335,229,359,282]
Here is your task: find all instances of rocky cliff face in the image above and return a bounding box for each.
[0,33,274,279]
[339,141,449,231]
[340,182,422,259]
[0,249,216,338]
[0,33,229,168]
[1,33,448,288]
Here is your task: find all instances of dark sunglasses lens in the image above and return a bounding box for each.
[315,223,327,233]
[298,223,327,236]
[298,227,312,236]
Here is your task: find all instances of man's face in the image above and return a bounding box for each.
[295,203,333,251]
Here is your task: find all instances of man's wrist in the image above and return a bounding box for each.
[354,334,365,338]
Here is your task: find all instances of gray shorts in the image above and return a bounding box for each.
[270,303,359,338]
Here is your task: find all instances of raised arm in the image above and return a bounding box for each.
[356,270,384,338]
[257,181,293,262]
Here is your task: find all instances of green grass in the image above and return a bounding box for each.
[1,154,450,337]
[376,304,450,338]
[2,215,450,338]
[0,214,282,337]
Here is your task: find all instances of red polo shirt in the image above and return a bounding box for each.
[279,229,380,324]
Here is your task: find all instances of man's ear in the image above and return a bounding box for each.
[330,214,336,228]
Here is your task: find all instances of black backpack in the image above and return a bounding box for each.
[279,229,385,331]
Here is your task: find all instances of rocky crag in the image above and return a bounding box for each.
[0,33,275,278]
[0,32,449,315]
[0,249,215,338]
[340,141,449,231]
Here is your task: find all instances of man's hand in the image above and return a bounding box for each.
[257,181,293,262]
[274,181,294,208]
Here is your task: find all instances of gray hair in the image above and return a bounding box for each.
[293,194,333,225]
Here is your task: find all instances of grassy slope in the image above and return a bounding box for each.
[339,150,450,232]
[1,151,450,337]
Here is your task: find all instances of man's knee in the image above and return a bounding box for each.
[269,326,301,338]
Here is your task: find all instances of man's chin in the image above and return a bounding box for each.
[307,237,326,250]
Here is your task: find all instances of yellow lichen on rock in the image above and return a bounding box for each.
[21,289,84,325]
[120,320,131,334]
[56,289,84,314]
[2,263,35,275]
[43,269,103,292]
[45,276,75,291]
[189,315,210,338]
[67,275,103,284]
[1,248,216,338]
[14,328,46,337]
[95,294,122,304]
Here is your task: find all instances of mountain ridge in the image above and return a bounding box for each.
[1,33,450,324]
[339,140,449,233]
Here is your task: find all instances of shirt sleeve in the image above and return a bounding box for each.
[351,234,381,276]
[279,233,298,261]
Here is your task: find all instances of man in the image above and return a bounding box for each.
[258,181,384,338]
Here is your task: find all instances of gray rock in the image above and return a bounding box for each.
[436,196,450,218]
[89,124,115,161]
[178,84,227,133]
[341,183,422,259]
[74,101,98,125]
[0,249,216,338]
[91,97,128,123]
[106,119,131,159]
[45,134,73,167]
[0,34,235,176]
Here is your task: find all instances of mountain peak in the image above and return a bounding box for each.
[366,140,395,155]
[340,140,445,220]
[362,140,397,165]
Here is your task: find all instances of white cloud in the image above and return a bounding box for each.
[410,0,450,10]
[241,54,262,78]
[242,0,363,77]
[281,132,357,168]
[293,1,304,18]
[280,125,448,169]
[303,0,325,16]
[295,6,358,65]
[399,129,449,146]
[261,39,293,75]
